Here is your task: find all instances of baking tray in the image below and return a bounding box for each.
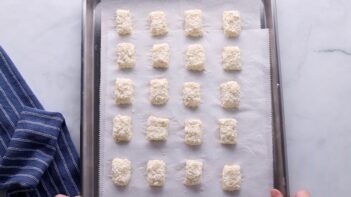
[80,0,289,196]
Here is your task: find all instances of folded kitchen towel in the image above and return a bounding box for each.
[0,46,80,197]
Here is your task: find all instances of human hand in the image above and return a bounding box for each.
[271,189,310,197]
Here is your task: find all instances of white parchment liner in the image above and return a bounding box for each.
[100,0,273,196]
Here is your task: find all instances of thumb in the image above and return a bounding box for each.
[295,190,310,197]
[271,189,284,197]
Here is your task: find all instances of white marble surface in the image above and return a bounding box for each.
[276,0,351,196]
[0,0,351,196]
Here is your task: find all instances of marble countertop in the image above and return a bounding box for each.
[0,0,350,196]
[277,0,351,196]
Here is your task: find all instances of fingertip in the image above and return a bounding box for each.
[295,190,310,197]
[271,189,284,197]
[55,195,68,197]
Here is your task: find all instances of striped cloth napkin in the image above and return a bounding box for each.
[0,46,80,196]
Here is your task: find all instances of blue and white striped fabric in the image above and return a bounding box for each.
[0,46,81,196]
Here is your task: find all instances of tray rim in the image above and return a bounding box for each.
[80,0,289,196]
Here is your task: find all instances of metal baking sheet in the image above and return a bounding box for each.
[81,0,289,196]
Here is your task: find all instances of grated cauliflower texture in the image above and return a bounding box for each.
[222,164,241,191]
[222,46,241,71]
[147,160,166,186]
[184,119,203,146]
[149,11,168,36]
[220,81,240,109]
[223,11,241,37]
[182,82,201,108]
[150,78,169,105]
[146,116,169,141]
[114,78,133,105]
[152,43,170,69]
[219,118,237,144]
[184,160,203,186]
[185,44,205,71]
[113,115,132,142]
[116,43,136,69]
[111,158,132,186]
[184,9,203,37]
[115,9,132,35]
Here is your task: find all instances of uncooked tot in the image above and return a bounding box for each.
[219,118,237,144]
[112,115,132,142]
[185,44,205,71]
[111,158,132,186]
[222,164,241,191]
[182,82,201,108]
[152,43,170,69]
[220,81,240,109]
[184,160,203,186]
[222,46,241,71]
[148,11,168,36]
[114,78,133,105]
[223,11,241,37]
[184,119,203,146]
[115,9,132,35]
[116,43,136,69]
[147,160,166,186]
[184,9,203,37]
[146,116,169,141]
[149,78,169,105]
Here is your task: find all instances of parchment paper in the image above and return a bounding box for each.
[99,1,273,196]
